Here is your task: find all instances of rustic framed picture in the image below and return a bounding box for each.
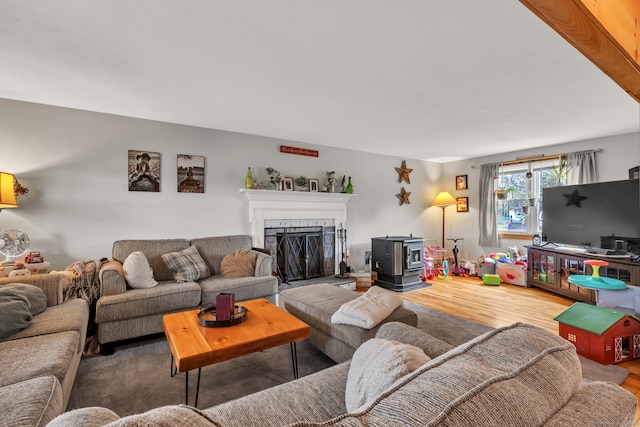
[456,174,468,190]
[283,177,294,191]
[177,154,205,193]
[128,150,161,192]
[456,197,468,212]
[309,179,319,192]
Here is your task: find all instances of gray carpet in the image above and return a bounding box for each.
[67,301,630,417]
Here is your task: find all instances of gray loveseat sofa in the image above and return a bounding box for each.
[49,322,636,426]
[0,274,89,427]
[96,235,277,345]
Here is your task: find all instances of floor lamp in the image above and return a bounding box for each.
[432,192,457,248]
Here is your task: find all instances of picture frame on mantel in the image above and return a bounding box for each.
[309,179,319,192]
[283,177,294,191]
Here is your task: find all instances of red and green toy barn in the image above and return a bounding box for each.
[555,302,640,365]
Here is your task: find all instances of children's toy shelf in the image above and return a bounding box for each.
[526,246,639,304]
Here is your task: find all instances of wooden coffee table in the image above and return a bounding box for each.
[162,298,310,406]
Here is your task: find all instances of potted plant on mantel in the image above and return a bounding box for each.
[266,167,283,190]
[295,176,308,191]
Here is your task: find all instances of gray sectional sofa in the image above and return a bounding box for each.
[48,321,637,426]
[96,235,278,345]
[0,274,89,427]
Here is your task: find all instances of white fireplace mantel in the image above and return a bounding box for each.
[239,189,357,248]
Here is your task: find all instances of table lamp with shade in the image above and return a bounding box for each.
[0,172,17,211]
[432,191,457,247]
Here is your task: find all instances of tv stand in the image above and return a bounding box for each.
[526,246,639,305]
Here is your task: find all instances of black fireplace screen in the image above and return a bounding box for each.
[265,226,335,282]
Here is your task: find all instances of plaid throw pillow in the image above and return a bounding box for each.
[161,245,211,282]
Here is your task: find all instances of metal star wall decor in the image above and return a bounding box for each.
[397,187,411,205]
[564,190,588,207]
[395,160,413,184]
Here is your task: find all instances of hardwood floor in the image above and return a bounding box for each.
[391,276,640,425]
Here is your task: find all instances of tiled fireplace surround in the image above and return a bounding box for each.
[240,189,356,274]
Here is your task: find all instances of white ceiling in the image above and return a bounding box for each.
[1,0,638,162]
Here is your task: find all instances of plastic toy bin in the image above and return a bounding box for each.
[425,246,446,265]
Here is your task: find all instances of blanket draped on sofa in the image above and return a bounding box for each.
[63,258,108,356]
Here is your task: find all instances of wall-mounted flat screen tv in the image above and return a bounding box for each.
[542,179,640,248]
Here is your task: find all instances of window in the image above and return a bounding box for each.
[496,159,565,235]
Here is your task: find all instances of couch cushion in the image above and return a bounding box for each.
[316,323,582,426]
[112,239,190,282]
[220,249,257,278]
[1,283,48,315]
[47,407,121,427]
[162,245,211,282]
[198,275,278,305]
[190,235,253,276]
[203,362,350,426]
[96,281,202,323]
[1,298,89,354]
[279,284,417,352]
[107,405,219,427]
[345,338,430,412]
[0,375,64,427]
[123,251,158,289]
[0,331,79,387]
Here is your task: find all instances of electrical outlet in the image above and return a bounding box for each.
[365,251,371,265]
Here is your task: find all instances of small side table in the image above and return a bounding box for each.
[0,262,51,278]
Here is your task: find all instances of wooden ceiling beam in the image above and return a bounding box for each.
[519,0,640,103]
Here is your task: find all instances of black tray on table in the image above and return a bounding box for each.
[197,304,247,327]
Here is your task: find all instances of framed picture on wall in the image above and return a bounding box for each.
[456,174,468,190]
[283,177,294,191]
[128,150,161,192]
[456,197,468,212]
[177,154,205,193]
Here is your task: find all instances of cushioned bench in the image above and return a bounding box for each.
[279,283,417,362]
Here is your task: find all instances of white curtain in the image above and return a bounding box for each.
[566,150,597,185]
[478,164,499,247]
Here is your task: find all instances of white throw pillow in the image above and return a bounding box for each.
[345,338,431,413]
[123,251,158,289]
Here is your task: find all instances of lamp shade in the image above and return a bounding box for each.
[0,172,17,209]
[432,191,456,207]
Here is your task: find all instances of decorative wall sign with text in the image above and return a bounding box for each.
[280,145,319,157]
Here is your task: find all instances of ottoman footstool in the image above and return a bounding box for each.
[279,283,418,362]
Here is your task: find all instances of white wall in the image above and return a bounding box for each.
[2,98,637,271]
[0,98,442,271]
[439,133,640,261]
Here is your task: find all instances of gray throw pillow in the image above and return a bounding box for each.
[162,245,211,282]
[0,283,47,315]
[0,288,33,339]
[345,338,431,413]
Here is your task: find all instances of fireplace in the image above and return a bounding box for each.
[371,236,424,291]
[240,189,356,276]
[264,225,335,282]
